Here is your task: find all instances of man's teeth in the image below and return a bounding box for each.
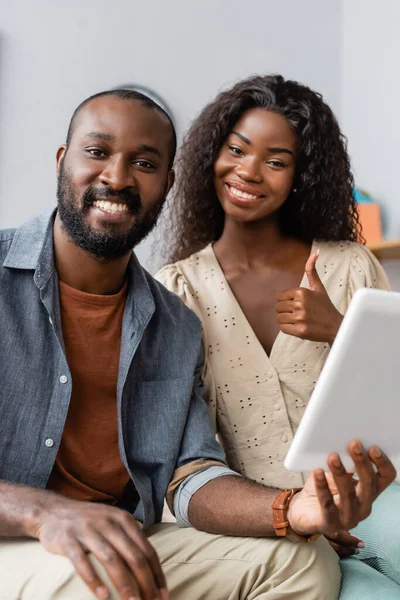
[93,200,129,213]
[229,186,259,200]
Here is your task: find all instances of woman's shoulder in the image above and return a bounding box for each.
[317,240,379,266]
[156,245,215,288]
[317,240,390,290]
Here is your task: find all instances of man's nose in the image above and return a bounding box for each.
[99,156,134,191]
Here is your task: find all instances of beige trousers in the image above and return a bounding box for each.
[0,524,340,600]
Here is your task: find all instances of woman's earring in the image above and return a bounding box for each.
[293,188,298,193]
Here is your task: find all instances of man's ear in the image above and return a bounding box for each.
[166,169,175,196]
[56,145,67,176]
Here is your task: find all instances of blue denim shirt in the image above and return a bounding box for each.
[0,212,226,527]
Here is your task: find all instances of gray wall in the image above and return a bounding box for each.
[341,0,400,289]
[0,0,342,269]
[341,0,400,240]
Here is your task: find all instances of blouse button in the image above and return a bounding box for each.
[274,403,280,411]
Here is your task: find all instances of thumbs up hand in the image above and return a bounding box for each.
[276,251,343,344]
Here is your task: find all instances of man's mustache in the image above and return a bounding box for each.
[83,187,142,214]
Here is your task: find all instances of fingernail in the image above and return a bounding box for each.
[372,446,382,458]
[96,586,109,600]
[316,470,325,481]
[332,454,341,467]
[316,248,320,256]
[357,541,365,548]
[354,548,360,555]
[354,441,363,455]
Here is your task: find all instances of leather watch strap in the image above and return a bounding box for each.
[272,488,320,543]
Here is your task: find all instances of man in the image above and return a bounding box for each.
[0,89,395,600]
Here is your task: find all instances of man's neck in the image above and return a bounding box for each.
[53,214,131,295]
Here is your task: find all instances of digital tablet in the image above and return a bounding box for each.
[284,288,400,480]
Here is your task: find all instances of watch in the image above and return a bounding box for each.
[272,488,321,543]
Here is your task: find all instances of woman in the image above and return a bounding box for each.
[156,75,400,597]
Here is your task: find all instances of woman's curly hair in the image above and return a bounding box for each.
[163,74,362,264]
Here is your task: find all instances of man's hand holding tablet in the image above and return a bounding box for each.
[285,440,396,555]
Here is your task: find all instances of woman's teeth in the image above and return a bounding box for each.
[229,186,259,200]
[93,200,129,213]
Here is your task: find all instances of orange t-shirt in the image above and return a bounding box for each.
[47,280,131,504]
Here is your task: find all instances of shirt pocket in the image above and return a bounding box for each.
[123,377,195,461]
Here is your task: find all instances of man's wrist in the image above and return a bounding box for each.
[273,488,320,543]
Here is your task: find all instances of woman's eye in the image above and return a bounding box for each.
[268,160,285,168]
[229,146,244,156]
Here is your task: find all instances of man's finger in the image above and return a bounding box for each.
[313,469,340,534]
[368,446,397,496]
[106,526,161,600]
[84,532,146,600]
[348,440,376,521]
[305,250,325,292]
[327,453,358,528]
[119,513,167,595]
[64,540,110,600]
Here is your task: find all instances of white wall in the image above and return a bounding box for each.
[0,0,342,269]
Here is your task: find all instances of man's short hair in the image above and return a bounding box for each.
[66,89,177,169]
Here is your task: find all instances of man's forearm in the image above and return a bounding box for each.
[188,475,280,537]
[0,481,58,538]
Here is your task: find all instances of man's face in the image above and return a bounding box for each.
[56,96,174,260]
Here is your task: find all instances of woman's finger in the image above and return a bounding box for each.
[326,538,359,557]
[276,300,300,313]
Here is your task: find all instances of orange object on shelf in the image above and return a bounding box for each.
[357,202,382,244]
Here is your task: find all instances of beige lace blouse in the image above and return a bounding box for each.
[156,241,390,489]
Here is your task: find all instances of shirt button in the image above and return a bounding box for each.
[45,438,54,448]
[274,403,280,411]
[282,434,288,443]
[59,375,68,384]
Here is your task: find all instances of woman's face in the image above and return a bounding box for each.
[213,108,297,224]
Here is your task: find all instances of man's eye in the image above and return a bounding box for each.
[87,148,106,157]
[135,160,155,169]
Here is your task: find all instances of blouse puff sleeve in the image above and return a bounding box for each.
[155,264,218,432]
[347,244,391,302]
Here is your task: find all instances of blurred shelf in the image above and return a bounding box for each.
[368,239,400,260]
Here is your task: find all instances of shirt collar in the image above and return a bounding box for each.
[3,210,155,319]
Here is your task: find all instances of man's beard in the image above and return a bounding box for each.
[56,162,165,260]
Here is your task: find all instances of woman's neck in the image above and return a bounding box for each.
[213,216,294,269]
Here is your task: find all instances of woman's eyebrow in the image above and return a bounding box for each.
[231,132,294,156]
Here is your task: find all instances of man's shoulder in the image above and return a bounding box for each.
[0,227,17,244]
[0,212,54,271]
[0,228,17,261]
